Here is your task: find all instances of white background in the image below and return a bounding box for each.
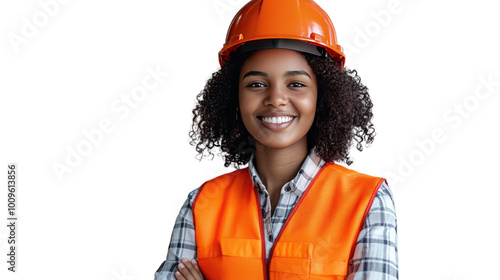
[1,0,499,279]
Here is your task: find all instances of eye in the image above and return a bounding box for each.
[289,82,306,88]
[246,82,266,88]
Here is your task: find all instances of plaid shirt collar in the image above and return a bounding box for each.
[248,148,326,195]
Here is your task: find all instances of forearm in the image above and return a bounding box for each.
[155,189,200,280]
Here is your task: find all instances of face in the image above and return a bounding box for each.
[238,49,317,151]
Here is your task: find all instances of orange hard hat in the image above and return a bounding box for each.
[218,0,345,67]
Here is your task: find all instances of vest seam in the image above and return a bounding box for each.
[253,186,268,280]
[192,169,247,259]
[347,178,385,264]
[191,181,208,252]
[267,162,330,277]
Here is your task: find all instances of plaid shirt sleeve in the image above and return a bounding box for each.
[154,188,199,280]
[347,181,399,280]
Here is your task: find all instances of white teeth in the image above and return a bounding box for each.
[262,116,293,124]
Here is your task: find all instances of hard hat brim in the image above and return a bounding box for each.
[234,39,325,57]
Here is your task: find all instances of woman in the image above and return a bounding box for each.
[155,0,398,279]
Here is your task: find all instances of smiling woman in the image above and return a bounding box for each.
[154,1,398,279]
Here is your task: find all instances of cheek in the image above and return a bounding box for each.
[296,94,318,118]
[238,92,259,115]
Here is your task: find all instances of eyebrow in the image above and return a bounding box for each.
[284,70,311,79]
[242,71,267,79]
[242,70,311,79]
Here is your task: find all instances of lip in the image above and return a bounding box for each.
[257,114,297,132]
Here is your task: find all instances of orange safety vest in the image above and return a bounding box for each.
[192,162,385,280]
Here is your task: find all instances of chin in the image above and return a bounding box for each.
[255,136,307,150]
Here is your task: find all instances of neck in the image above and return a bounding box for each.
[254,138,309,195]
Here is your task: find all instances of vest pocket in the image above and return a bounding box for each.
[269,242,348,278]
[269,242,313,276]
[198,237,262,259]
[198,238,264,280]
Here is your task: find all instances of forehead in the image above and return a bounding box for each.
[240,49,312,74]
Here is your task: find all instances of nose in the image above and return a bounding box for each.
[264,85,288,107]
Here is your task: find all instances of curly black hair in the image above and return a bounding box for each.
[189,51,375,167]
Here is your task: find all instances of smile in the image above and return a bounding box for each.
[260,116,294,124]
[257,115,296,132]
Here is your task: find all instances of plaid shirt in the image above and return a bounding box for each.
[155,150,398,279]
